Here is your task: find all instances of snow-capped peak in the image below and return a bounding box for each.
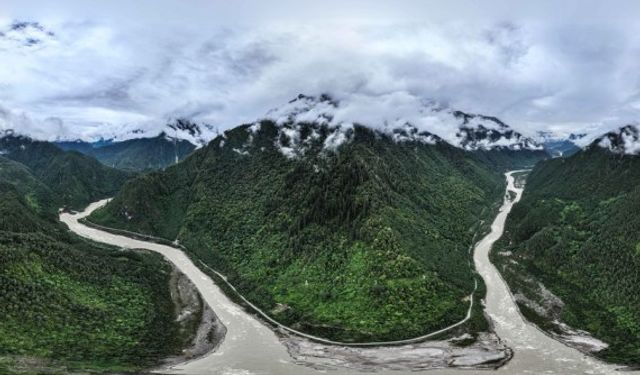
[260,93,541,157]
[452,111,541,151]
[0,129,16,139]
[266,94,339,126]
[165,118,217,146]
[96,119,216,147]
[592,125,640,155]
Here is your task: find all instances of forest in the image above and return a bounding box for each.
[90,120,545,342]
[0,155,194,373]
[0,135,131,209]
[493,147,640,365]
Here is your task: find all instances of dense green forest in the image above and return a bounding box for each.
[0,135,131,209]
[56,134,196,172]
[493,146,640,365]
[90,120,546,342]
[0,156,195,373]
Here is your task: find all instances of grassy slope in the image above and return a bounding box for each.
[90,121,544,342]
[493,147,640,365]
[0,157,192,373]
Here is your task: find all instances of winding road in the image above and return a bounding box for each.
[60,171,632,375]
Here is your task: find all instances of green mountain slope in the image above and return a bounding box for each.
[56,134,196,172]
[0,135,131,209]
[0,157,55,217]
[90,120,546,342]
[493,146,640,365]
[0,158,200,373]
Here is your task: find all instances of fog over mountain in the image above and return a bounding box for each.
[1,0,640,145]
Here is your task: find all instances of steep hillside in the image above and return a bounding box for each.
[56,133,196,172]
[90,118,545,342]
[493,128,640,365]
[0,157,203,373]
[0,134,131,209]
[0,157,55,217]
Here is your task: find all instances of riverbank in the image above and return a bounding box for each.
[63,201,512,373]
[157,267,226,368]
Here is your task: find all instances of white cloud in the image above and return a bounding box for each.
[0,1,639,142]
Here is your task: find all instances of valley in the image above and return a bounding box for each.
[61,172,624,374]
[1,99,639,374]
[86,113,546,344]
[3,5,640,374]
[494,141,640,365]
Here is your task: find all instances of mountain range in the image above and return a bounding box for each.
[0,133,131,209]
[87,97,549,342]
[84,99,640,363]
[56,133,196,172]
[2,92,640,370]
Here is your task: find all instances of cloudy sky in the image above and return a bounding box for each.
[1,0,640,141]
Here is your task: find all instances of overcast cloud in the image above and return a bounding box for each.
[1,0,640,141]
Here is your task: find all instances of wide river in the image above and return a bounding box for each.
[60,171,632,375]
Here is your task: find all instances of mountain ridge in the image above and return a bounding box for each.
[0,134,131,209]
[56,133,196,172]
[261,94,544,155]
[589,124,640,155]
[88,116,547,342]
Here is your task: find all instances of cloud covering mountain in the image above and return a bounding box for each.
[1,0,640,143]
[260,94,542,155]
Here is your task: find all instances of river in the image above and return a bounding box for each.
[60,171,630,375]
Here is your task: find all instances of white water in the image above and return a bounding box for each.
[60,171,632,375]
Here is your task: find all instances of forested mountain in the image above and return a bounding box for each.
[56,133,196,172]
[493,127,640,365]
[0,157,56,217]
[89,118,547,342]
[0,134,131,209]
[0,157,200,373]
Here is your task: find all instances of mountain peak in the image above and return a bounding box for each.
[592,124,640,155]
[266,93,339,126]
[0,129,16,138]
[259,94,541,157]
[452,111,541,151]
[166,118,216,147]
